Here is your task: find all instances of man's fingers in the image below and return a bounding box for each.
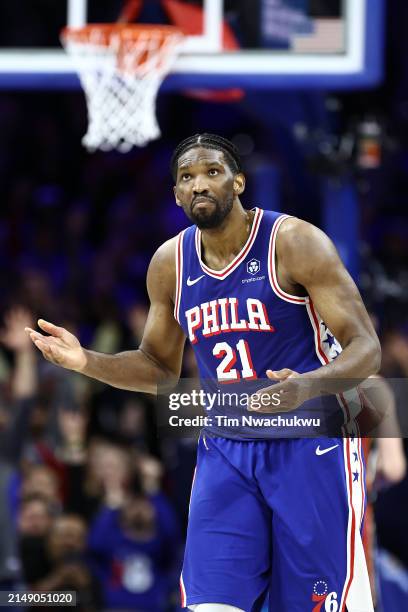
[34,339,50,354]
[34,339,61,362]
[27,330,47,343]
[248,379,297,412]
[26,329,42,338]
[27,329,67,350]
[250,404,293,414]
[48,343,62,361]
[37,319,65,339]
[266,368,294,381]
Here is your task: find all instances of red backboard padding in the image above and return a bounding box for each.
[162,0,244,101]
[161,0,240,50]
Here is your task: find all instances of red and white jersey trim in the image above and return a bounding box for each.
[306,300,332,366]
[267,214,309,304]
[307,303,372,609]
[340,437,373,611]
[357,437,366,530]
[179,573,187,609]
[195,207,263,280]
[341,437,357,611]
[306,300,364,429]
[174,229,186,324]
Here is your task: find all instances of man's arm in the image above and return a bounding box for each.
[26,237,186,395]
[252,219,381,412]
[278,218,381,386]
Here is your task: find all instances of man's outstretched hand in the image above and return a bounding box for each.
[25,319,87,372]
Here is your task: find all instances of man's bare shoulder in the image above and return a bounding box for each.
[277,217,339,281]
[152,235,179,269]
[277,217,328,251]
[147,235,180,300]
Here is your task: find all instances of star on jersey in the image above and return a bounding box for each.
[349,438,359,483]
[318,320,341,360]
[323,333,336,348]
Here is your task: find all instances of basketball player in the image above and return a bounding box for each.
[26,134,381,612]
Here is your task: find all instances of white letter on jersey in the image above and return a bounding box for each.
[185,306,202,344]
[218,298,230,331]
[229,298,248,331]
[247,299,274,332]
[202,300,220,337]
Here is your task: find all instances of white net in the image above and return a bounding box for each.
[62,25,184,152]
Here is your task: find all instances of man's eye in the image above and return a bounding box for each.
[208,169,218,176]
[181,174,191,181]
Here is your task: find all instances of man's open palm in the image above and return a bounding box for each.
[25,319,87,372]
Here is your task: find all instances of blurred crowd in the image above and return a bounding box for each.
[0,94,202,610]
[0,93,407,612]
[0,305,197,611]
[0,254,407,612]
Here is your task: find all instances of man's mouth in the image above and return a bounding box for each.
[192,196,216,207]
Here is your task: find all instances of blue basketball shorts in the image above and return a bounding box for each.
[180,435,374,612]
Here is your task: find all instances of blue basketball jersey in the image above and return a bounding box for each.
[174,208,361,437]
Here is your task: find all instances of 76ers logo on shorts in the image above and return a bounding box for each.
[312,581,339,611]
[247,258,260,275]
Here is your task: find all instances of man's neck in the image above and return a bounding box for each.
[200,201,255,271]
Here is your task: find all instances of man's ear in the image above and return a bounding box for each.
[233,173,245,195]
[173,185,182,207]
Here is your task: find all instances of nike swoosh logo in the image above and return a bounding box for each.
[315,444,339,456]
[187,275,205,287]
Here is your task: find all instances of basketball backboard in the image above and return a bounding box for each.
[0,0,384,89]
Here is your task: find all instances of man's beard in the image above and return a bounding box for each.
[189,195,234,229]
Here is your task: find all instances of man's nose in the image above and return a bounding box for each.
[192,176,209,193]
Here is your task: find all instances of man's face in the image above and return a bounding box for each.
[121,495,156,539]
[174,147,242,229]
[18,500,52,536]
[47,516,87,561]
[22,466,59,503]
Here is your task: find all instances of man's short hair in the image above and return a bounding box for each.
[171,133,242,180]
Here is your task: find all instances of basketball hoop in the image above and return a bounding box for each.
[61,24,184,152]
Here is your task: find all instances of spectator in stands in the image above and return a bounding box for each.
[62,436,135,521]
[126,302,148,346]
[20,465,61,509]
[374,328,408,571]
[58,427,102,522]
[17,494,54,585]
[56,406,88,466]
[117,396,150,447]
[0,307,38,464]
[91,441,133,510]
[381,327,408,378]
[134,451,164,496]
[89,483,181,611]
[36,514,102,612]
[358,375,406,606]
